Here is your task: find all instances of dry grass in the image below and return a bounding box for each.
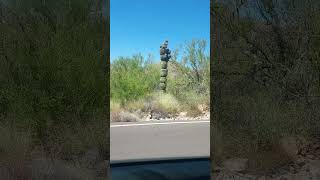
[110,100,121,112]
[110,111,141,122]
[212,92,320,172]
[0,123,107,180]
[178,92,209,117]
[152,93,181,114]
[110,91,209,121]
[125,98,146,112]
[211,126,291,172]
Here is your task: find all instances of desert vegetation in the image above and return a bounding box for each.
[110,39,210,122]
[211,0,320,177]
[0,0,108,179]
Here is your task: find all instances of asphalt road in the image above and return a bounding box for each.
[110,120,210,162]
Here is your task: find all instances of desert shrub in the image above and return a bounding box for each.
[110,111,141,122]
[151,93,181,114]
[211,1,320,168]
[124,98,146,112]
[110,40,210,118]
[0,1,108,172]
[110,55,159,104]
[124,92,180,115]
[167,40,210,97]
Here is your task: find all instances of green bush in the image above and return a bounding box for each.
[167,40,210,97]
[110,55,159,104]
[110,40,210,115]
[211,1,320,168]
[0,0,108,156]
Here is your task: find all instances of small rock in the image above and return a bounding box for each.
[150,110,168,120]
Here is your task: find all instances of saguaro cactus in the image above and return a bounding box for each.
[159,40,172,93]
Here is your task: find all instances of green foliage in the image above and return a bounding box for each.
[110,55,159,104]
[110,40,210,109]
[212,0,320,165]
[168,40,210,97]
[0,0,107,151]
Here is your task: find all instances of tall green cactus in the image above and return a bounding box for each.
[159,40,171,93]
[159,61,168,93]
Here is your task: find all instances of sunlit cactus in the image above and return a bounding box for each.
[159,40,171,93]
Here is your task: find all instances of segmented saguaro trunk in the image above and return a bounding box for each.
[159,60,168,93]
[159,40,171,93]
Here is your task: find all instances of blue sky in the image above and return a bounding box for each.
[110,0,210,62]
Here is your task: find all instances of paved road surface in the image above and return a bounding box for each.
[110,120,210,162]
